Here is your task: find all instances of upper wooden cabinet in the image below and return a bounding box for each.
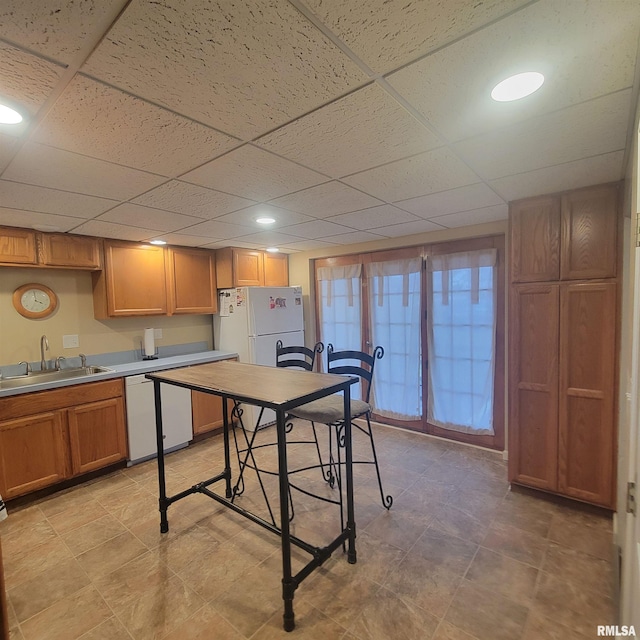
[38,233,102,270]
[166,246,217,314]
[509,196,560,283]
[216,247,288,288]
[0,227,38,265]
[93,241,168,318]
[264,251,289,287]
[93,240,218,318]
[0,226,102,270]
[509,183,619,283]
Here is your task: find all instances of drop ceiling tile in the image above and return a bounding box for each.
[0,42,63,114]
[3,142,166,200]
[323,230,386,245]
[395,183,505,218]
[146,233,221,247]
[32,76,239,177]
[0,208,89,232]
[214,204,313,228]
[256,84,441,178]
[343,147,479,202]
[387,0,640,142]
[489,151,625,202]
[228,230,304,247]
[269,181,383,217]
[0,0,129,65]
[327,205,420,230]
[202,239,263,250]
[82,0,367,139]
[72,220,159,241]
[278,239,335,252]
[97,203,204,232]
[132,180,254,219]
[302,0,530,74]
[373,219,446,237]
[429,204,508,229]
[0,180,118,219]
[178,219,254,240]
[453,90,631,181]
[0,133,18,169]
[283,220,355,239]
[181,145,327,200]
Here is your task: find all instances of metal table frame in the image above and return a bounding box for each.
[146,361,357,632]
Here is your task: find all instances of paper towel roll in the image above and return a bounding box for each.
[144,328,155,357]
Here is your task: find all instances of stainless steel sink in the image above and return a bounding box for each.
[0,366,114,389]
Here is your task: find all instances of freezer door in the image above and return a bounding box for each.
[247,287,303,336]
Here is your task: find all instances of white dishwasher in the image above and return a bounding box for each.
[125,374,193,465]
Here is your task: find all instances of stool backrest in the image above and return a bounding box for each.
[326,344,384,403]
[275,341,324,371]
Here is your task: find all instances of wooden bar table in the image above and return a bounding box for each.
[146,360,357,632]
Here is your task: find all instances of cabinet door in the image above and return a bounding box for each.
[508,284,559,491]
[561,184,618,280]
[0,411,68,499]
[234,249,264,286]
[264,252,289,287]
[192,391,226,435]
[0,227,37,265]
[100,241,167,316]
[167,247,217,314]
[38,233,102,269]
[558,282,616,507]
[509,196,560,282]
[67,397,127,475]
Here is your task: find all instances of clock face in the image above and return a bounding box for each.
[13,283,58,319]
[21,288,51,312]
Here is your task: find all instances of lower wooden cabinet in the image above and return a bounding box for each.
[509,281,617,508]
[192,391,232,435]
[0,380,127,500]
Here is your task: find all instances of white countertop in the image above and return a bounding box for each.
[0,350,238,399]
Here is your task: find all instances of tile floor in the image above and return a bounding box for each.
[1,421,615,640]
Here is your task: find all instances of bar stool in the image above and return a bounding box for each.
[289,344,393,512]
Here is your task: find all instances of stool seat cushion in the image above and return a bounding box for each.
[289,396,370,423]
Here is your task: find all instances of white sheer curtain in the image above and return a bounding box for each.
[366,258,422,420]
[426,249,497,435]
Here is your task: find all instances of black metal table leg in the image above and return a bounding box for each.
[222,394,233,499]
[276,408,296,631]
[153,380,169,534]
[343,386,357,564]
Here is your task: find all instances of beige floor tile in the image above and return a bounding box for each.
[464,547,538,605]
[521,610,593,640]
[162,604,244,640]
[97,485,158,529]
[0,505,47,537]
[61,513,128,556]
[493,492,557,537]
[36,486,94,519]
[427,503,490,545]
[76,531,147,581]
[2,519,59,559]
[19,585,111,640]
[432,621,480,640]
[410,528,478,573]
[542,541,613,593]
[481,521,548,568]
[4,537,74,587]
[150,523,221,573]
[45,499,109,536]
[9,556,90,623]
[115,574,204,640]
[77,616,133,639]
[547,517,613,561]
[363,506,430,551]
[347,586,439,640]
[445,582,529,640]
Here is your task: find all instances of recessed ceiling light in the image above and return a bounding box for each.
[491,72,544,102]
[0,102,23,124]
[150,239,166,245]
[256,216,276,225]
[266,247,280,253]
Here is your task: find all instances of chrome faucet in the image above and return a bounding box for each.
[40,335,49,371]
[18,361,32,375]
[54,356,66,371]
[79,353,87,368]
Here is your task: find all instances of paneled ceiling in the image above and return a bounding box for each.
[0,0,639,253]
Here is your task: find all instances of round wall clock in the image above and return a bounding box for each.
[13,283,58,319]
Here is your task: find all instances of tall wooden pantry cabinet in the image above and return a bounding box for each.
[508,182,620,508]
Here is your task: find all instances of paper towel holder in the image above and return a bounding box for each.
[139,339,159,360]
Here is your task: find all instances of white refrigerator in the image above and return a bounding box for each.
[214,286,304,429]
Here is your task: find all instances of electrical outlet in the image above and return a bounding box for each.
[63,334,79,349]
[154,328,162,339]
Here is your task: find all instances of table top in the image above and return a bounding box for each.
[146,360,356,410]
